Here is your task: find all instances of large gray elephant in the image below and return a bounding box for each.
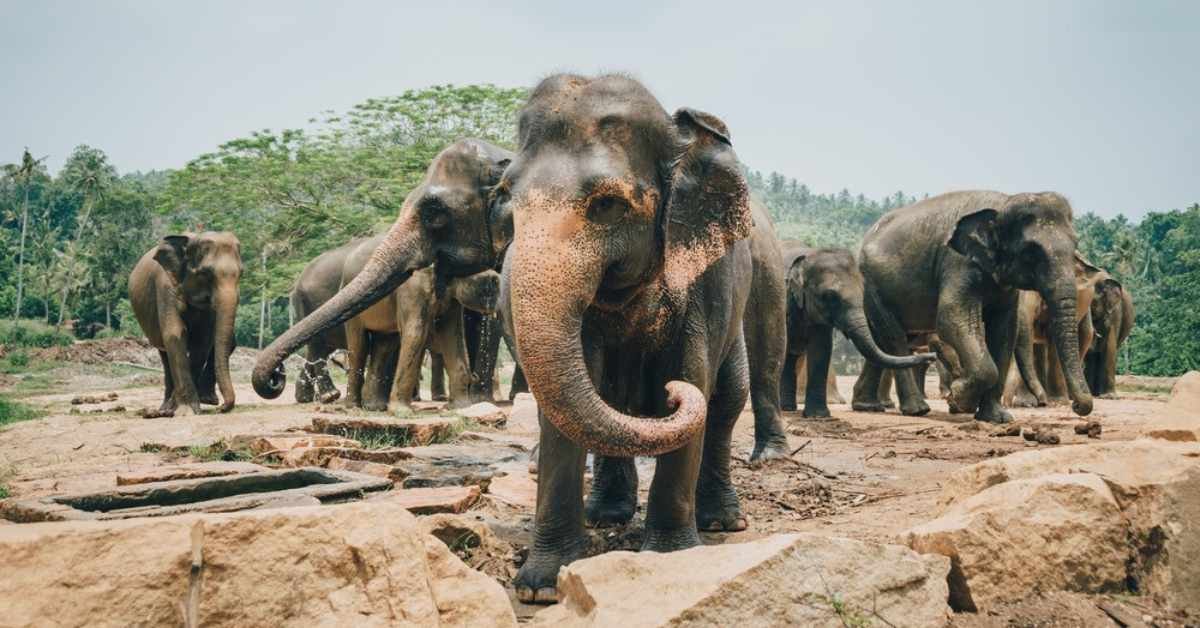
[497,74,758,603]
[289,237,370,404]
[850,191,1094,422]
[1085,272,1134,397]
[252,139,513,398]
[129,232,242,417]
[779,246,933,417]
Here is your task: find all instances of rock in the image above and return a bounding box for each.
[486,469,538,509]
[456,402,507,427]
[0,500,517,627]
[934,441,1200,614]
[903,473,1127,611]
[420,514,515,582]
[280,446,413,467]
[1074,421,1102,439]
[70,392,118,405]
[374,486,481,515]
[115,461,267,486]
[508,393,539,433]
[1169,371,1200,408]
[532,533,949,627]
[247,434,360,455]
[311,416,460,446]
[1142,372,1200,442]
[324,456,407,481]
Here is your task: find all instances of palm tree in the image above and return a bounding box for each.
[56,145,116,327]
[2,148,48,321]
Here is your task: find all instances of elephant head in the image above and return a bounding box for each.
[499,74,752,457]
[448,269,500,317]
[252,139,513,398]
[788,248,934,368]
[948,192,1093,416]
[154,231,242,412]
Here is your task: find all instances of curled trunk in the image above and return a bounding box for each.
[252,217,430,398]
[213,285,238,412]
[509,239,706,458]
[1044,283,1093,416]
[840,311,936,369]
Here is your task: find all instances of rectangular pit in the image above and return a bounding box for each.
[0,467,392,523]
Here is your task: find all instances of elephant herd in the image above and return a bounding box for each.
[126,74,1134,603]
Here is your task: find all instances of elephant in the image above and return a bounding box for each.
[342,232,500,411]
[252,139,514,399]
[289,237,370,404]
[1085,272,1134,397]
[497,73,765,603]
[876,333,955,407]
[1004,253,1106,406]
[850,191,1094,423]
[778,246,934,418]
[129,232,242,417]
[430,289,505,403]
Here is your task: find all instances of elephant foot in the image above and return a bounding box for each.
[697,487,747,532]
[881,398,896,409]
[975,403,1013,424]
[750,436,790,463]
[174,403,199,417]
[317,389,341,404]
[641,524,701,553]
[780,403,797,412]
[900,400,931,416]
[431,392,448,402]
[198,391,220,406]
[392,403,416,417]
[1099,392,1119,400]
[801,405,831,419]
[447,398,472,410]
[584,497,636,528]
[514,538,587,604]
[527,444,539,475]
[341,396,362,410]
[852,400,888,413]
[361,399,389,413]
[294,389,315,404]
[585,457,637,528]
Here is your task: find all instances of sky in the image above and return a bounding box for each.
[1,0,1196,220]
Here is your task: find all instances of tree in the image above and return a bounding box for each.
[1,149,48,320]
[55,145,116,326]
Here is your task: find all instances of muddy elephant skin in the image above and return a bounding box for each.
[851,191,1093,423]
[779,246,933,418]
[129,232,242,417]
[252,139,513,399]
[498,74,756,603]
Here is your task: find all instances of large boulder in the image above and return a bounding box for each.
[532,533,950,628]
[926,440,1200,614]
[904,473,1127,611]
[1143,371,1200,442]
[0,500,517,627]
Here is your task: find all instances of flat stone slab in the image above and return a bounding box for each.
[116,462,267,486]
[372,486,481,515]
[248,434,361,455]
[310,416,459,446]
[325,457,407,481]
[486,468,537,509]
[280,446,413,467]
[396,442,525,490]
[1,467,392,523]
[456,402,508,427]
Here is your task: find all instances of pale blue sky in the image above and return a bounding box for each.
[1,1,1196,218]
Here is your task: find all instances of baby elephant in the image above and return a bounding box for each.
[781,247,934,417]
[129,232,242,417]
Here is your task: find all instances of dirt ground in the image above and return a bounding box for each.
[0,342,1186,626]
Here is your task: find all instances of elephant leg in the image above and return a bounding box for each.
[938,299,1003,421]
[164,331,199,416]
[802,325,834,418]
[585,456,638,528]
[643,417,705,553]
[188,318,217,406]
[306,336,341,404]
[913,361,930,401]
[779,351,799,411]
[1044,342,1068,403]
[434,303,473,409]
[697,337,749,532]
[864,287,927,415]
[342,319,369,408]
[363,332,397,412]
[1100,328,1119,397]
[825,368,845,404]
[295,362,315,404]
[977,303,1017,423]
[393,321,431,415]
[429,352,447,401]
[877,369,895,409]
[852,361,887,412]
[468,315,502,403]
[743,275,787,463]
[155,350,177,416]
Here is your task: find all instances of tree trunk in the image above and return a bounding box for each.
[13,184,29,321]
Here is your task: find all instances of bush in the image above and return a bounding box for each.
[0,319,74,349]
[7,351,29,368]
[0,394,42,427]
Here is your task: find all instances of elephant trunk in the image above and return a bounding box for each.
[251,215,431,398]
[839,310,935,369]
[509,236,706,458]
[213,283,238,412]
[1043,281,1093,416]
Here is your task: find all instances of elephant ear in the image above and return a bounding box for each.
[948,208,999,274]
[661,107,753,292]
[153,235,190,283]
[786,253,808,314]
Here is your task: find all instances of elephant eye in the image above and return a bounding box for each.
[421,200,450,229]
[587,195,629,224]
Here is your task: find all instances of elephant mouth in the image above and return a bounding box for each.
[591,281,646,311]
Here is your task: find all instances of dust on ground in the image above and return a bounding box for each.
[0,341,1185,625]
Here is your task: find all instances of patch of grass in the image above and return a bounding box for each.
[0,484,9,499]
[187,441,253,462]
[0,465,15,499]
[345,428,413,450]
[0,394,43,428]
[0,319,74,349]
[140,442,167,453]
